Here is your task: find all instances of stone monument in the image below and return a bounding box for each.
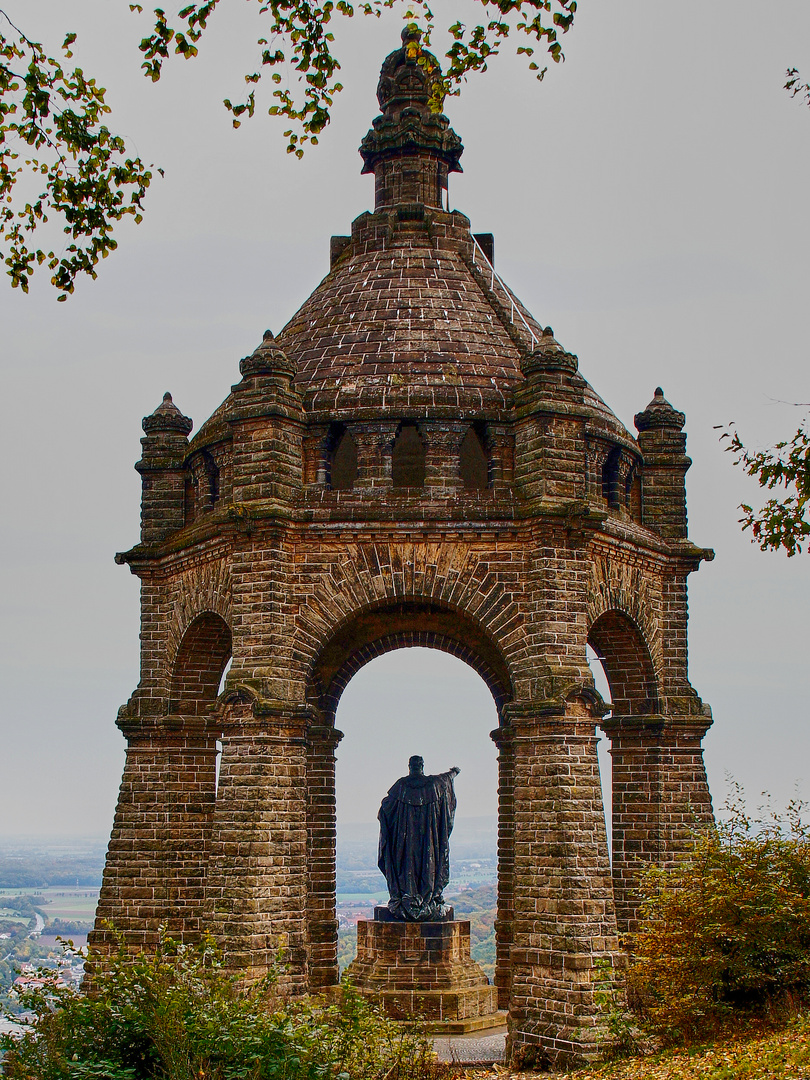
[378,756,458,921]
[92,21,716,1069]
[345,758,499,1027]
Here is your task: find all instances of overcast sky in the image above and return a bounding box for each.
[1,0,809,839]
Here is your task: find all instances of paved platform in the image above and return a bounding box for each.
[433,1025,507,1064]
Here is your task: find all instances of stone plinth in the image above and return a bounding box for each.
[344,918,498,1023]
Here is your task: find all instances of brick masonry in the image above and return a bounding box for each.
[345,918,498,1021]
[91,27,715,1070]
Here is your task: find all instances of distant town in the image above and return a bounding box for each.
[0,818,497,1019]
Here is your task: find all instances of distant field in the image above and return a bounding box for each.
[0,887,99,922]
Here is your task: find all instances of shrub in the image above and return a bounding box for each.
[627,792,810,1043]
[0,931,440,1079]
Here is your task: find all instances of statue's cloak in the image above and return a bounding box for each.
[377,769,457,920]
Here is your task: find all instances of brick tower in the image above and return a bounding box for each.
[92,26,714,1067]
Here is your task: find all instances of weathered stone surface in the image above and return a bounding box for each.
[345,919,498,1021]
[92,29,715,1072]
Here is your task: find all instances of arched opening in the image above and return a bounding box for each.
[588,610,658,717]
[334,649,498,977]
[170,612,232,714]
[601,446,622,508]
[392,422,426,488]
[459,424,489,490]
[304,600,513,1000]
[329,425,358,490]
[184,472,196,526]
[202,451,220,508]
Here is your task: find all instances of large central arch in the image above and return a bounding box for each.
[304,599,516,999]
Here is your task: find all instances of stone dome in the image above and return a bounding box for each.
[191,29,636,450]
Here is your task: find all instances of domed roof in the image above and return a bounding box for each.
[190,29,636,451]
[279,219,533,421]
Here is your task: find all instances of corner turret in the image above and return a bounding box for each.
[634,387,690,538]
[136,392,193,543]
[226,330,304,505]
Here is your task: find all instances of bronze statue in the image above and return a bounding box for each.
[377,756,460,921]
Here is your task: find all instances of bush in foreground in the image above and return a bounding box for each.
[0,932,439,1079]
[626,793,810,1044]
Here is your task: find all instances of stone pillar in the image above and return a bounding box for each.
[303,423,330,488]
[306,724,343,989]
[90,716,217,955]
[514,332,586,505]
[424,421,467,493]
[352,422,399,489]
[602,714,713,934]
[505,701,621,1070]
[487,423,514,495]
[205,699,310,992]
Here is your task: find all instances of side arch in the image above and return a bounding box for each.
[170,611,232,715]
[166,560,232,679]
[588,609,659,716]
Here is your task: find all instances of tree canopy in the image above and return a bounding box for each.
[722,415,810,557]
[0,9,157,299]
[0,0,576,298]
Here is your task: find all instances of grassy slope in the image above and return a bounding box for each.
[466,1017,810,1080]
[564,1016,810,1080]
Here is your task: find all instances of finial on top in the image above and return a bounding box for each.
[359,27,463,209]
[521,328,579,378]
[634,387,686,432]
[239,329,296,379]
[142,391,193,436]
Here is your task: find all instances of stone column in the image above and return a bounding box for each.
[602,714,713,934]
[136,393,192,543]
[90,716,217,955]
[352,422,399,489]
[634,388,690,539]
[303,423,330,488]
[306,724,343,989]
[505,701,621,1070]
[491,724,515,1011]
[487,423,514,495]
[205,699,310,992]
[423,421,467,493]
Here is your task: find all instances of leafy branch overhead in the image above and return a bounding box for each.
[0,9,158,298]
[133,0,577,156]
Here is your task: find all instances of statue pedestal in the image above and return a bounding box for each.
[343,917,499,1027]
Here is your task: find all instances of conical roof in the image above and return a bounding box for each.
[190,31,636,450]
[280,219,534,421]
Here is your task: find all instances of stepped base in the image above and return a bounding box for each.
[343,918,498,1023]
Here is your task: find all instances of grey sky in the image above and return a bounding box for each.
[1,0,809,837]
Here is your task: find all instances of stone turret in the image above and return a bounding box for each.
[515,327,586,503]
[226,330,304,506]
[634,387,690,539]
[136,393,193,543]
